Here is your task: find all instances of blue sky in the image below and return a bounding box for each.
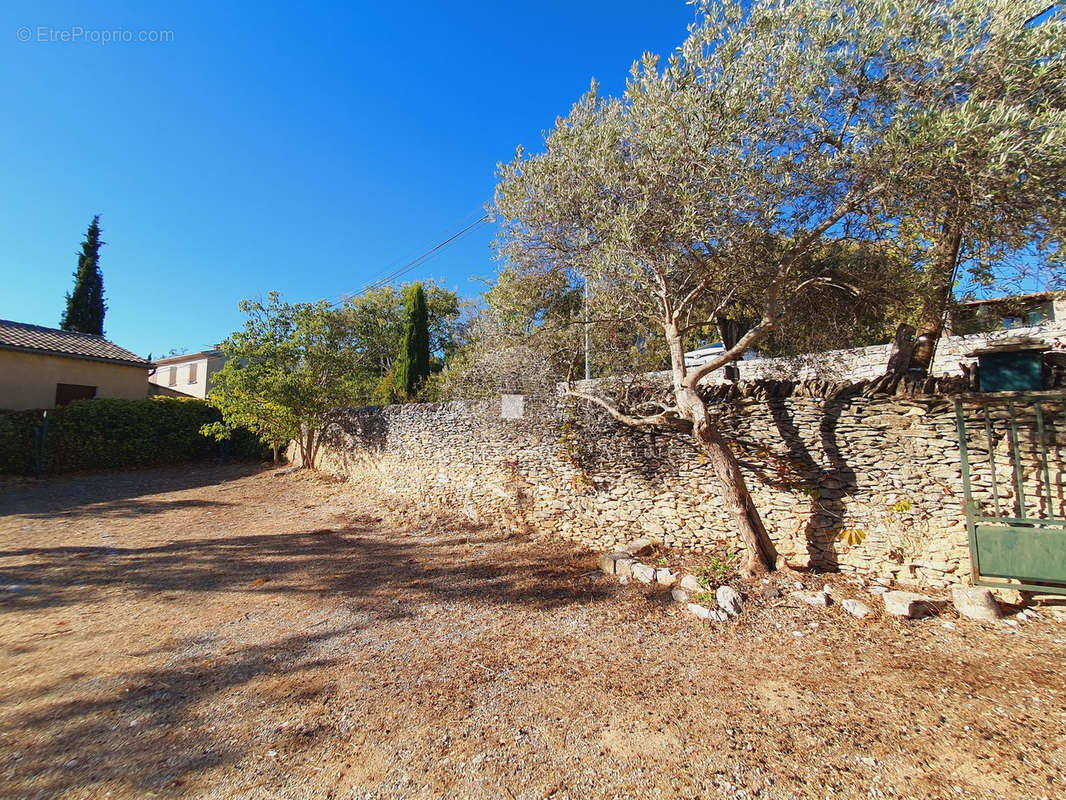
[0,0,697,357]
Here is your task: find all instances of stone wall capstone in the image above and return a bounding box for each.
[696,320,1066,384]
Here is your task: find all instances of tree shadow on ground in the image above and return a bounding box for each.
[0,510,616,797]
[16,498,235,520]
[0,522,612,617]
[0,624,356,799]
[0,462,268,518]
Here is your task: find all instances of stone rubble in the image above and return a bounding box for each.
[598,552,634,579]
[655,569,677,587]
[631,563,657,584]
[792,590,831,607]
[599,549,1057,635]
[686,603,713,621]
[679,574,703,593]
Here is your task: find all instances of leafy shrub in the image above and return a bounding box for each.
[695,552,740,587]
[0,397,268,475]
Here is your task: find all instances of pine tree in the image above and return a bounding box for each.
[393,282,430,400]
[60,215,106,335]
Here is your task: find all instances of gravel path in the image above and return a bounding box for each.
[1,465,1064,800]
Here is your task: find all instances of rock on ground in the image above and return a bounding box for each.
[716,585,743,617]
[792,591,831,607]
[655,569,677,587]
[686,603,712,620]
[680,574,702,593]
[841,598,873,619]
[951,586,1003,622]
[599,552,634,579]
[631,563,657,584]
[686,603,729,622]
[883,590,946,619]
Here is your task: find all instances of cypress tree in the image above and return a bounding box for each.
[394,282,430,400]
[60,215,107,335]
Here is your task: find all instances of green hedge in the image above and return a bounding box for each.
[0,397,269,475]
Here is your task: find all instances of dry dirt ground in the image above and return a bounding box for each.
[1,465,1064,800]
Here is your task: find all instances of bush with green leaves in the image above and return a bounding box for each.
[0,396,267,475]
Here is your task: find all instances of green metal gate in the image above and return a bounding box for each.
[955,392,1066,595]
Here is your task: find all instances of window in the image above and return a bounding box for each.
[55,383,96,406]
[188,363,198,384]
[168,366,177,386]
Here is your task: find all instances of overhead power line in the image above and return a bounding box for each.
[343,213,491,301]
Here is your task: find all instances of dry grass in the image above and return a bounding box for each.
[0,464,1063,800]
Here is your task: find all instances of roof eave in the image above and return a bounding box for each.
[0,343,150,369]
[152,350,224,365]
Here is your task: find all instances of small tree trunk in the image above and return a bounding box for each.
[677,388,778,576]
[272,443,280,464]
[304,429,316,470]
[716,318,748,382]
[885,323,916,377]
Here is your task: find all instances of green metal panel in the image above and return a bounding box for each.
[956,391,1066,596]
[977,351,1043,392]
[974,523,1066,584]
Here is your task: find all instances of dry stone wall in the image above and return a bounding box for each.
[307,383,1066,593]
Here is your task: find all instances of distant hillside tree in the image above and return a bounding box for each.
[392,282,431,400]
[60,215,107,335]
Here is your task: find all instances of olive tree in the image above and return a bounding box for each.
[494,0,1064,575]
[882,3,1066,370]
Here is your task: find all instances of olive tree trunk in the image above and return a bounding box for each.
[908,214,964,374]
[676,386,779,577]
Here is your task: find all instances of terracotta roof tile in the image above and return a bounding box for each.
[0,319,149,367]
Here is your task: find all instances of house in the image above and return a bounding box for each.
[945,291,1066,336]
[148,349,227,399]
[0,319,150,410]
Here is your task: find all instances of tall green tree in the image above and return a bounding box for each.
[60,215,107,335]
[204,293,365,468]
[338,279,467,402]
[393,282,431,400]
